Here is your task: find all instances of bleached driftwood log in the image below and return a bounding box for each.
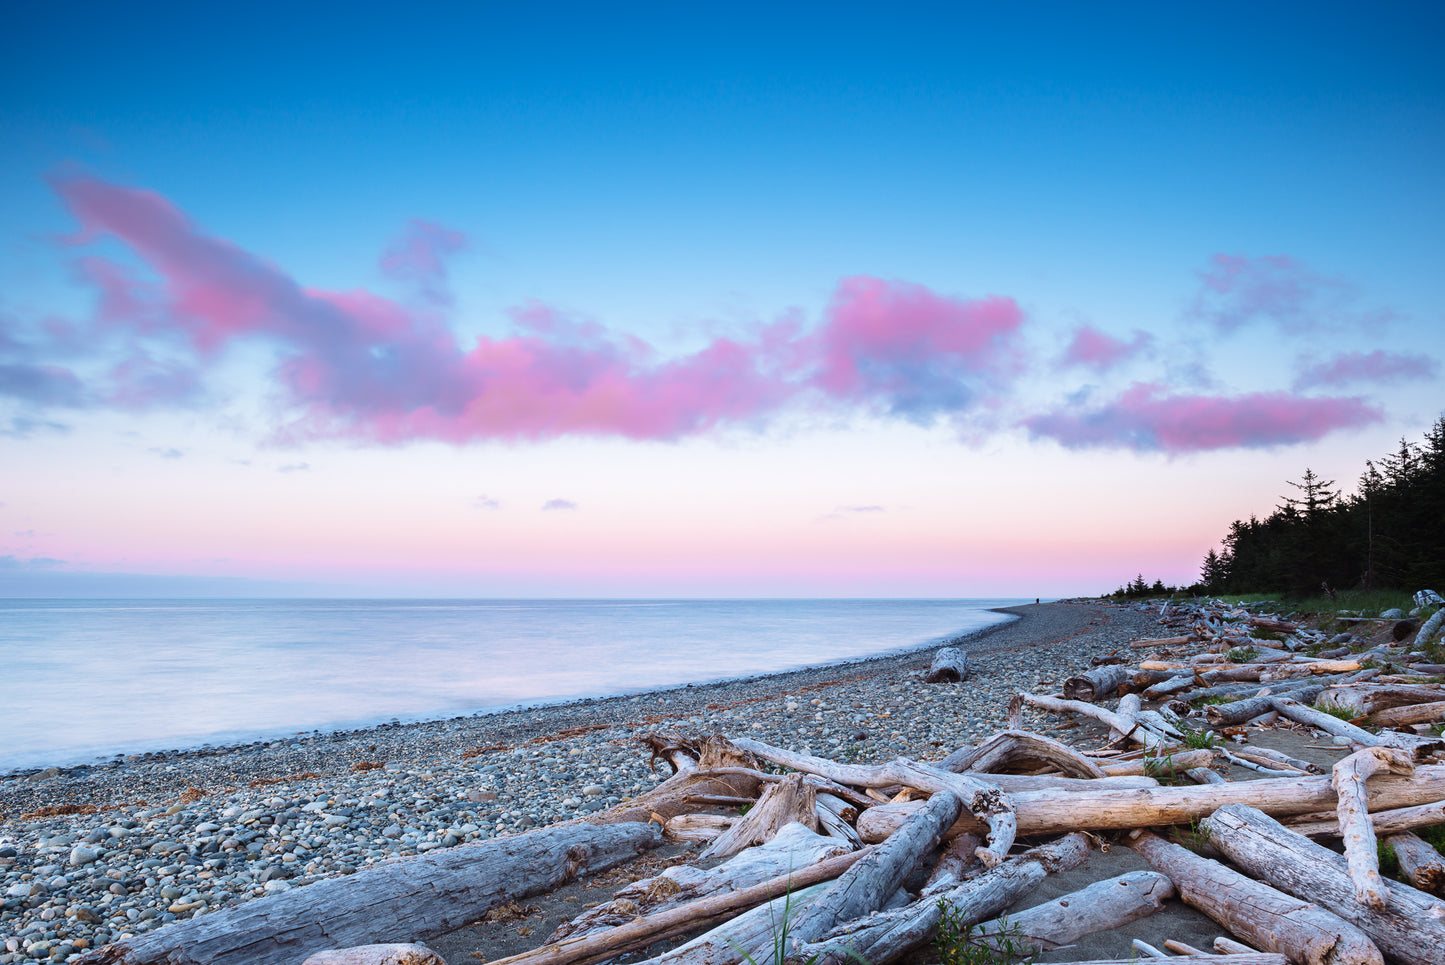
[1333,747,1416,908]
[301,946,445,965]
[856,765,1445,841]
[1386,832,1445,895]
[662,814,734,842]
[1367,700,1445,728]
[1269,696,1445,757]
[491,848,869,965]
[1130,635,1196,649]
[969,871,1175,953]
[700,772,817,859]
[1288,799,1445,837]
[924,646,970,682]
[815,794,864,847]
[1318,685,1445,716]
[632,880,833,965]
[1045,957,1286,965]
[774,791,962,963]
[1099,749,1216,777]
[77,822,663,965]
[1204,804,1445,965]
[1203,686,1326,726]
[588,736,763,826]
[1130,830,1384,965]
[1017,692,1174,751]
[551,822,850,941]
[797,833,1092,965]
[1063,665,1129,702]
[939,729,1107,778]
[728,738,1017,866]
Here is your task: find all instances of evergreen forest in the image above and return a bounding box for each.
[1111,415,1445,600]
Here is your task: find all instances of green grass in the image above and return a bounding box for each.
[1226,645,1260,662]
[1192,695,1238,707]
[934,901,1037,965]
[1378,840,1401,880]
[1316,702,1356,721]
[1180,726,1221,750]
[1418,824,1445,851]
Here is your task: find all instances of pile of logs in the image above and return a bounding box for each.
[79,598,1445,965]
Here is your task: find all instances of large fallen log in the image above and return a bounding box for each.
[856,765,1445,841]
[1366,700,1445,728]
[1333,747,1416,909]
[970,870,1175,953]
[1063,665,1129,702]
[924,646,970,682]
[939,729,1108,778]
[797,833,1092,965]
[1287,799,1445,837]
[1204,686,1326,726]
[1017,692,1175,751]
[302,947,445,965]
[1204,804,1445,965]
[1269,696,1445,757]
[631,880,834,965]
[1130,830,1384,965]
[1387,832,1445,896]
[587,736,763,826]
[700,772,817,859]
[78,822,664,965]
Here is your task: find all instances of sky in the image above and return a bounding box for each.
[1,2,1442,598]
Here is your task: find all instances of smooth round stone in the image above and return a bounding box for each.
[69,846,102,867]
[580,785,605,796]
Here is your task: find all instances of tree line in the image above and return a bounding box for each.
[1109,415,1444,600]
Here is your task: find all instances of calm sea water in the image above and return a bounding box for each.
[0,598,1020,772]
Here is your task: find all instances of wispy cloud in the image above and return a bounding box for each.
[1293,350,1438,390]
[1186,253,1393,335]
[379,219,468,306]
[277,462,310,473]
[1024,383,1383,453]
[817,504,886,522]
[541,498,577,511]
[473,494,500,510]
[41,176,1030,445]
[1057,325,1152,372]
[147,446,184,459]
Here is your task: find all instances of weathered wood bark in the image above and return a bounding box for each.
[701,772,818,859]
[1318,685,1445,716]
[1232,746,1321,774]
[632,880,833,965]
[663,813,734,842]
[920,832,982,895]
[1099,749,1215,777]
[970,870,1175,953]
[797,833,1091,965]
[1288,799,1445,837]
[1204,804,1445,965]
[728,738,1018,866]
[815,794,863,847]
[588,737,762,826]
[1270,696,1445,757]
[1366,700,1445,728]
[1333,747,1416,909]
[1130,635,1196,649]
[769,792,962,965]
[1204,687,1326,726]
[1063,665,1129,702]
[491,848,869,965]
[924,646,970,682]
[1130,830,1384,965]
[552,823,850,941]
[1386,832,1445,895]
[1018,692,1174,750]
[939,729,1107,778]
[78,821,663,965]
[301,946,445,965]
[1221,749,1301,778]
[856,766,1445,841]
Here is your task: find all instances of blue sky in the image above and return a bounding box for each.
[2,2,1442,596]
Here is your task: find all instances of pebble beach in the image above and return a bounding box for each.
[0,601,1162,964]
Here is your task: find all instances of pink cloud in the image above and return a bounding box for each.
[49,176,1027,444]
[1058,325,1151,371]
[1024,383,1383,453]
[1293,349,1438,389]
[809,275,1024,421]
[379,219,467,305]
[1187,253,1392,335]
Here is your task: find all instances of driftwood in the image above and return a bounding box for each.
[939,729,1107,778]
[1317,684,1445,716]
[1203,686,1326,726]
[1017,692,1174,751]
[1047,958,1286,965]
[700,773,817,859]
[798,833,1092,965]
[588,736,762,826]
[1288,799,1445,837]
[77,822,663,965]
[1100,748,1215,777]
[1386,832,1445,895]
[662,814,735,842]
[552,822,849,941]
[1130,635,1196,649]
[1333,747,1416,908]
[1063,665,1129,702]
[971,870,1175,953]
[728,738,1017,866]
[1204,804,1445,965]
[632,880,833,965]
[855,766,1445,841]
[1130,831,1384,965]
[924,646,970,682]
[1366,700,1445,728]
[1269,696,1445,757]
[775,791,961,963]
[301,946,445,965]
[490,848,868,965]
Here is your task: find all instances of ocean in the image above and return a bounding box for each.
[0,598,1020,772]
